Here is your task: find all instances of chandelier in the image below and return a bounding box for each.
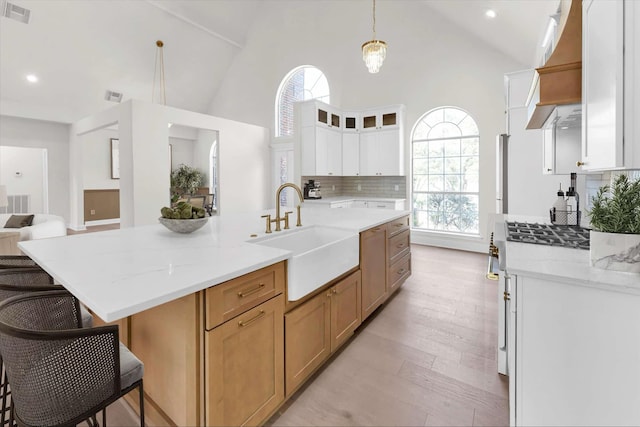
[362,0,387,73]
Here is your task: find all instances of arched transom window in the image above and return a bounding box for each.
[276,66,330,137]
[412,107,480,234]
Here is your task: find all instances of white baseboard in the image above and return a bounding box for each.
[411,229,487,253]
[85,218,120,227]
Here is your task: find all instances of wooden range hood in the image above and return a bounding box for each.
[526,0,582,129]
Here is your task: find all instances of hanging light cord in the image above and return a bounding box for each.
[152,40,167,105]
[372,0,377,40]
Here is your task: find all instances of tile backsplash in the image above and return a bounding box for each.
[301,176,407,198]
[584,170,640,227]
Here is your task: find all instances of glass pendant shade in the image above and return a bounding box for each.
[362,39,387,74]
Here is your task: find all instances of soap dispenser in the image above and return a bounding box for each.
[552,183,567,225]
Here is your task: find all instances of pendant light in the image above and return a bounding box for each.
[362,0,387,74]
[152,40,167,105]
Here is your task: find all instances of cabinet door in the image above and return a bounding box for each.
[359,131,402,176]
[206,296,284,427]
[582,0,625,170]
[378,130,403,175]
[360,226,387,320]
[542,127,555,175]
[342,133,360,176]
[359,132,378,176]
[330,270,361,352]
[315,127,342,176]
[284,292,330,396]
[300,126,316,176]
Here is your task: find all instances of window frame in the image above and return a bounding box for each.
[411,106,480,235]
[274,65,330,138]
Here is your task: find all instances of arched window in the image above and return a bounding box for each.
[411,107,480,234]
[275,66,330,137]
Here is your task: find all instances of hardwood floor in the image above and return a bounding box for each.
[100,244,508,426]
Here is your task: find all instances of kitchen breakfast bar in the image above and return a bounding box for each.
[19,207,412,426]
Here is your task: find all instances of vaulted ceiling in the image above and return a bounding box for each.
[0,0,559,124]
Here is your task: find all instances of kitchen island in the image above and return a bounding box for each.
[19,206,411,426]
[493,215,640,426]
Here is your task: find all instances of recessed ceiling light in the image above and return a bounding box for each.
[25,74,38,83]
[167,123,173,128]
[485,9,497,19]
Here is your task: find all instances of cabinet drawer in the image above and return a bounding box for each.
[386,215,409,236]
[368,201,395,209]
[388,252,411,294]
[360,224,386,240]
[388,229,410,264]
[205,262,285,330]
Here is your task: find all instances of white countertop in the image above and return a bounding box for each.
[493,214,640,295]
[19,207,409,322]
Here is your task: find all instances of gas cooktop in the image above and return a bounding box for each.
[505,222,590,250]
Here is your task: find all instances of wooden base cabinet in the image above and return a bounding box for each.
[360,226,387,320]
[206,295,284,427]
[285,270,361,396]
[386,215,411,295]
[330,270,361,351]
[284,291,330,395]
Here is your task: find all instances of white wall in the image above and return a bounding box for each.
[0,115,70,220]
[0,146,46,213]
[208,0,526,251]
[81,128,120,190]
[169,137,196,172]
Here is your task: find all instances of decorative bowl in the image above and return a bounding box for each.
[158,217,208,234]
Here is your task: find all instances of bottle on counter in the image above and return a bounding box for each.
[552,183,567,225]
[565,172,580,226]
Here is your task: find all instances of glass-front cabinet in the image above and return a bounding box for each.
[295,101,405,177]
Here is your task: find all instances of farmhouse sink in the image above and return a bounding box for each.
[250,225,359,301]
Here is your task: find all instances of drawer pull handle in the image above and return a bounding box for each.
[397,269,406,275]
[372,227,382,232]
[237,283,265,298]
[396,243,404,248]
[395,223,403,227]
[238,310,265,327]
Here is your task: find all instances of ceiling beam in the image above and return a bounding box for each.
[145,0,243,49]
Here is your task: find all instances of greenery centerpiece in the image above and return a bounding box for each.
[587,173,640,273]
[170,164,205,199]
[158,201,208,233]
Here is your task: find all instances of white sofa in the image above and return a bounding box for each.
[0,213,67,241]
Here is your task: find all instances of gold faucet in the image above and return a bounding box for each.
[270,183,303,232]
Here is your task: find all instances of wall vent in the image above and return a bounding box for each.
[105,90,123,103]
[2,1,31,24]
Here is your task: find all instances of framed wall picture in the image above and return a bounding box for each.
[110,138,120,179]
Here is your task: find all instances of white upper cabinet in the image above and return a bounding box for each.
[296,101,405,177]
[359,130,404,176]
[315,127,342,176]
[581,0,640,170]
[342,111,360,133]
[342,133,360,176]
[360,106,401,132]
[541,107,582,175]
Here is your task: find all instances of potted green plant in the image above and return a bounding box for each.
[587,173,640,273]
[170,164,204,197]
